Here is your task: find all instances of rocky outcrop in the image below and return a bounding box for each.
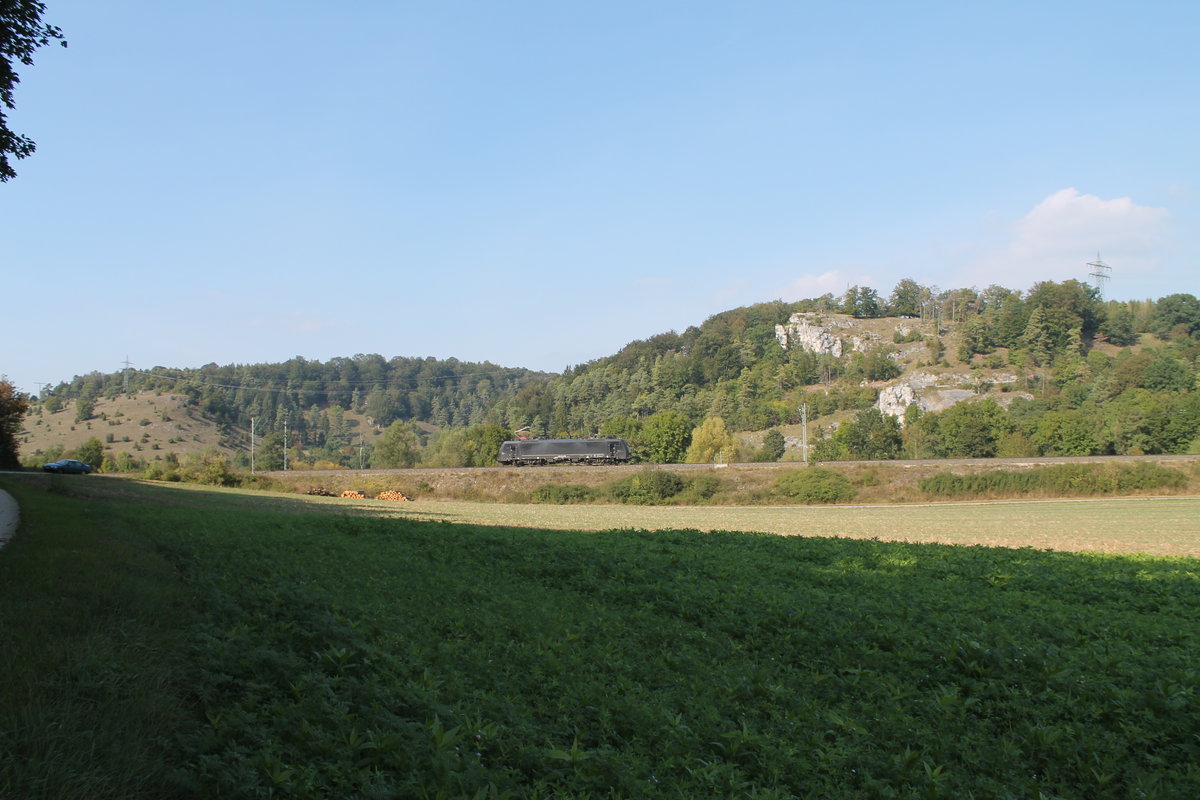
[774,313,888,357]
[875,370,1007,420]
[877,383,918,418]
[775,314,845,357]
[773,313,1027,423]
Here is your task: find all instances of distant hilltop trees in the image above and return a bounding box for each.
[25,281,1200,470]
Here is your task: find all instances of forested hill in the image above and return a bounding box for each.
[42,354,552,437]
[23,280,1200,469]
[528,284,1199,440]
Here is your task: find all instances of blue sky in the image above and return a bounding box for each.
[3,0,1197,395]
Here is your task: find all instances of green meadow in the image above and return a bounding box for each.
[1,476,1198,799]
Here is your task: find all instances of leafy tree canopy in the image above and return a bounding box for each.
[842,286,882,318]
[1152,293,1200,339]
[641,410,691,464]
[886,278,926,317]
[836,408,903,461]
[938,399,1009,458]
[75,436,103,468]
[371,420,420,469]
[1,0,66,181]
[684,416,738,464]
[1024,280,1103,345]
[0,376,29,468]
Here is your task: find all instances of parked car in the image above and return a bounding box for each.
[42,459,93,474]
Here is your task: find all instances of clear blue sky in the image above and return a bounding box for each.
[3,0,1197,395]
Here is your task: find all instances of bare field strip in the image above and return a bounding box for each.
[348,496,1200,557]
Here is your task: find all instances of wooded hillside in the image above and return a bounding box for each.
[17,280,1200,472]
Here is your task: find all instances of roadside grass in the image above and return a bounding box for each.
[1,475,1199,798]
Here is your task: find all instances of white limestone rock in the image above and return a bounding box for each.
[877,383,917,418]
[774,314,844,357]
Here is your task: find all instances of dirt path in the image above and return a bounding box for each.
[0,489,18,550]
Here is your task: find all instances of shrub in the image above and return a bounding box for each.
[920,463,1187,498]
[775,467,856,504]
[1114,462,1188,492]
[531,484,596,504]
[106,451,146,473]
[608,469,686,505]
[142,461,180,482]
[140,449,242,487]
[852,468,881,487]
[676,474,722,504]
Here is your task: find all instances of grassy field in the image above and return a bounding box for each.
[1,475,1198,798]
[61,476,1200,557]
[332,496,1200,557]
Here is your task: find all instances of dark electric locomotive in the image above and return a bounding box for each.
[497,438,631,466]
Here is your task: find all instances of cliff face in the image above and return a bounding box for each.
[876,371,1027,418]
[775,312,897,357]
[774,312,1030,421]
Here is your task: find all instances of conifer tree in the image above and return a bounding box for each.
[1021,307,1053,367]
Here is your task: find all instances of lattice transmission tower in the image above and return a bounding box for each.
[1087,253,1111,299]
[121,356,136,393]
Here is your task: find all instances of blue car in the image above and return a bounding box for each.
[42,459,93,474]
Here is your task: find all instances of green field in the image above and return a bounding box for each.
[1,475,1198,799]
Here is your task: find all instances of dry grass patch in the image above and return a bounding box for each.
[362,497,1200,557]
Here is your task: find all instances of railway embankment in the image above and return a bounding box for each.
[258,454,1200,506]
